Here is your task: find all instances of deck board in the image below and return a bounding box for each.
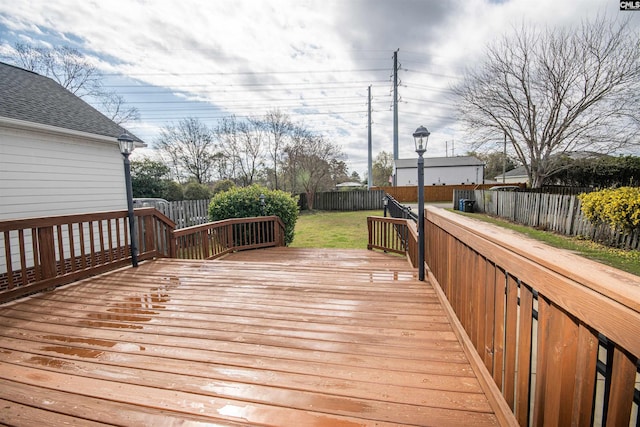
[0,247,503,426]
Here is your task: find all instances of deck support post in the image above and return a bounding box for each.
[412,125,430,281]
[417,154,425,281]
[123,153,138,267]
[118,132,138,268]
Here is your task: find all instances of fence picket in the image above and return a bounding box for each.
[158,199,211,229]
[304,190,385,211]
[457,190,639,250]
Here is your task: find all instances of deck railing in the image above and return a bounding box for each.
[424,206,640,426]
[385,193,418,222]
[173,216,285,260]
[367,216,418,267]
[0,211,285,303]
[0,208,174,303]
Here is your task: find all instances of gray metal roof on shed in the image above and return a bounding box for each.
[494,165,528,180]
[0,61,142,142]
[394,156,484,169]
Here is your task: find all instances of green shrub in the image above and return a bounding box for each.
[579,187,640,231]
[209,185,299,245]
[184,182,212,200]
[212,179,235,195]
[163,181,184,201]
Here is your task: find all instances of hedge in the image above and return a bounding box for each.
[208,185,299,245]
[578,187,640,231]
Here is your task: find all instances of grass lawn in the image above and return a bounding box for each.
[290,209,640,277]
[456,211,640,277]
[290,210,383,249]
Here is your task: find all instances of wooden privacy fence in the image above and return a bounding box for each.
[0,211,286,303]
[304,185,514,211]
[303,190,385,211]
[460,190,640,250]
[374,184,510,203]
[157,199,211,229]
[424,206,640,426]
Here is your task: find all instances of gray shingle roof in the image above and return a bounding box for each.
[395,156,484,169]
[504,166,528,177]
[493,166,528,179]
[0,61,142,142]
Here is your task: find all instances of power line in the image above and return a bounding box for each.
[403,97,458,108]
[127,109,370,122]
[104,68,390,77]
[402,82,457,94]
[102,79,389,89]
[108,95,375,105]
[403,68,463,80]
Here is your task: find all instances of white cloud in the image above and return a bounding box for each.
[0,0,637,176]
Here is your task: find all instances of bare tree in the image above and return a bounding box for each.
[454,16,640,187]
[285,128,344,209]
[467,150,518,181]
[5,43,139,124]
[330,159,349,184]
[11,43,101,96]
[236,117,266,186]
[99,91,141,125]
[263,109,292,190]
[371,151,394,187]
[281,125,312,193]
[155,118,217,184]
[215,115,242,182]
[215,116,265,186]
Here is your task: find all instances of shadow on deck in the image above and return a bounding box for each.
[0,247,507,426]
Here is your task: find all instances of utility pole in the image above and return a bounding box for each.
[392,49,399,186]
[367,85,372,189]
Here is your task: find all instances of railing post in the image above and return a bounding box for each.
[169,229,177,258]
[143,215,154,257]
[383,221,388,250]
[227,223,234,251]
[37,226,57,279]
[273,219,277,246]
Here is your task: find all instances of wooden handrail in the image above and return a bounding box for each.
[405,222,418,268]
[1,211,286,302]
[0,208,175,303]
[367,216,409,255]
[173,215,286,260]
[367,216,418,267]
[424,206,640,426]
[384,194,418,222]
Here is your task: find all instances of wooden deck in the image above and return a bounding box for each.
[0,247,506,426]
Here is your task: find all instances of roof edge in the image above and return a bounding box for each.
[0,116,146,148]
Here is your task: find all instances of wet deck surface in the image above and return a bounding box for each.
[0,248,501,426]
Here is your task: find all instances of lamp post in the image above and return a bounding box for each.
[382,195,388,217]
[413,125,430,281]
[259,193,266,216]
[118,132,138,268]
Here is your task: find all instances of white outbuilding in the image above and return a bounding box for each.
[394,156,485,186]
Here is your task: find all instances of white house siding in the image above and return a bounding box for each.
[0,123,128,277]
[397,165,484,186]
[496,176,528,184]
[0,124,127,220]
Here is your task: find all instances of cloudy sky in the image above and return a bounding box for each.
[0,0,636,177]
